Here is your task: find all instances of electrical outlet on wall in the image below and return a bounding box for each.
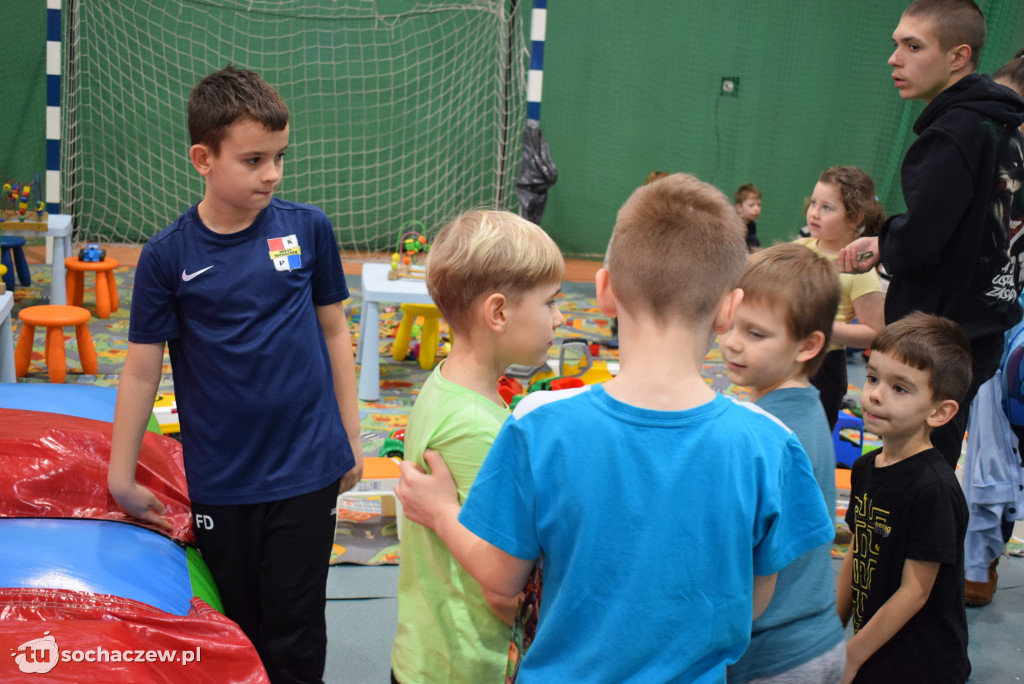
[720,77,740,96]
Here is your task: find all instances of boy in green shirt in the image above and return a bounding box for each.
[391,210,564,684]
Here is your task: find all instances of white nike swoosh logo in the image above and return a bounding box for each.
[181,265,214,281]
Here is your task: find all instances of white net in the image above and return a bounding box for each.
[63,0,528,255]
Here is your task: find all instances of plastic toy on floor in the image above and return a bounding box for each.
[500,338,618,408]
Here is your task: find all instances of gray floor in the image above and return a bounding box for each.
[323,558,1024,683]
[323,352,1024,683]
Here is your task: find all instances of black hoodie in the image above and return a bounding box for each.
[880,73,1024,345]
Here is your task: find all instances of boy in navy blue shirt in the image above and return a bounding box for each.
[108,66,363,683]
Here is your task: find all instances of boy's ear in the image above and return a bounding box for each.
[189,144,213,176]
[712,288,744,335]
[949,43,972,73]
[795,330,827,363]
[927,399,959,429]
[595,268,617,317]
[482,292,509,334]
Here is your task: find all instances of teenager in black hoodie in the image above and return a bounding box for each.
[840,0,1024,470]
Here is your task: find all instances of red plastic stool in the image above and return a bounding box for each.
[15,305,99,383]
[65,257,120,319]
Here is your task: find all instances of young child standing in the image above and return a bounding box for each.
[107,66,363,683]
[396,173,835,683]
[837,313,971,683]
[391,210,565,684]
[720,243,846,683]
[796,166,885,429]
[839,0,1024,467]
[735,182,763,250]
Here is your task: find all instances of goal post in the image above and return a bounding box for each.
[63,0,529,255]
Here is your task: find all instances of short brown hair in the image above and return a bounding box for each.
[734,183,761,205]
[903,0,986,69]
[426,210,564,331]
[188,65,289,154]
[607,173,747,324]
[869,312,972,403]
[739,243,840,376]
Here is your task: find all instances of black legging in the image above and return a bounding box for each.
[810,348,848,432]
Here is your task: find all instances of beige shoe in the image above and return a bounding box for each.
[964,557,999,607]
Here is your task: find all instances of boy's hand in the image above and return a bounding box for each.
[108,477,172,531]
[395,449,461,531]
[837,236,880,273]
[338,451,364,494]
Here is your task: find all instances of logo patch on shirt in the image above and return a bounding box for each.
[268,235,301,271]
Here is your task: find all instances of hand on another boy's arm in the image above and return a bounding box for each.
[396,449,461,531]
[843,558,939,683]
[837,236,879,273]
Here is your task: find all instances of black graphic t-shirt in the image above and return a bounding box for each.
[845,448,969,683]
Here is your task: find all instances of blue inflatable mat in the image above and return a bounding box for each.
[0,383,118,422]
[0,518,192,616]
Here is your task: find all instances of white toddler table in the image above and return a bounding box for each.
[2,214,74,306]
[355,263,434,401]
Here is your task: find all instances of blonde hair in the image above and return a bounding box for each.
[739,243,841,376]
[606,173,747,323]
[426,210,564,330]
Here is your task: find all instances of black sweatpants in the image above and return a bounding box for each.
[192,478,340,684]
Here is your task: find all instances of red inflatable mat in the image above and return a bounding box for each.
[0,408,194,544]
[0,589,267,682]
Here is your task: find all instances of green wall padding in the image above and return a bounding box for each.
[536,0,1024,256]
[0,4,47,188]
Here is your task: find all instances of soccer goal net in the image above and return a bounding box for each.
[63,0,529,256]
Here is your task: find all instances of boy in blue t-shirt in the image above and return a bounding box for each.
[108,66,363,683]
[396,173,835,683]
[720,243,846,683]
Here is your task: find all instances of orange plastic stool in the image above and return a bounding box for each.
[15,305,99,383]
[64,257,120,319]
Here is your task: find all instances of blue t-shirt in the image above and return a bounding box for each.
[728,386,845,682]
[459,385,835,683]
[130,199,354,505]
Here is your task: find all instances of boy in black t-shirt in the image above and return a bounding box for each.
[837,312,971,684]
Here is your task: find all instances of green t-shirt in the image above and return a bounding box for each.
[391,361,513,683]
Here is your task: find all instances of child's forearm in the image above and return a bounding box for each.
[836,549,854,626]
[752,573,777,620]
[832,322,880,350]
[109,343,164,486]
[108,342,171,528]
[431,503,532,598]
[316,302,364,491]
[482,589,518,626]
